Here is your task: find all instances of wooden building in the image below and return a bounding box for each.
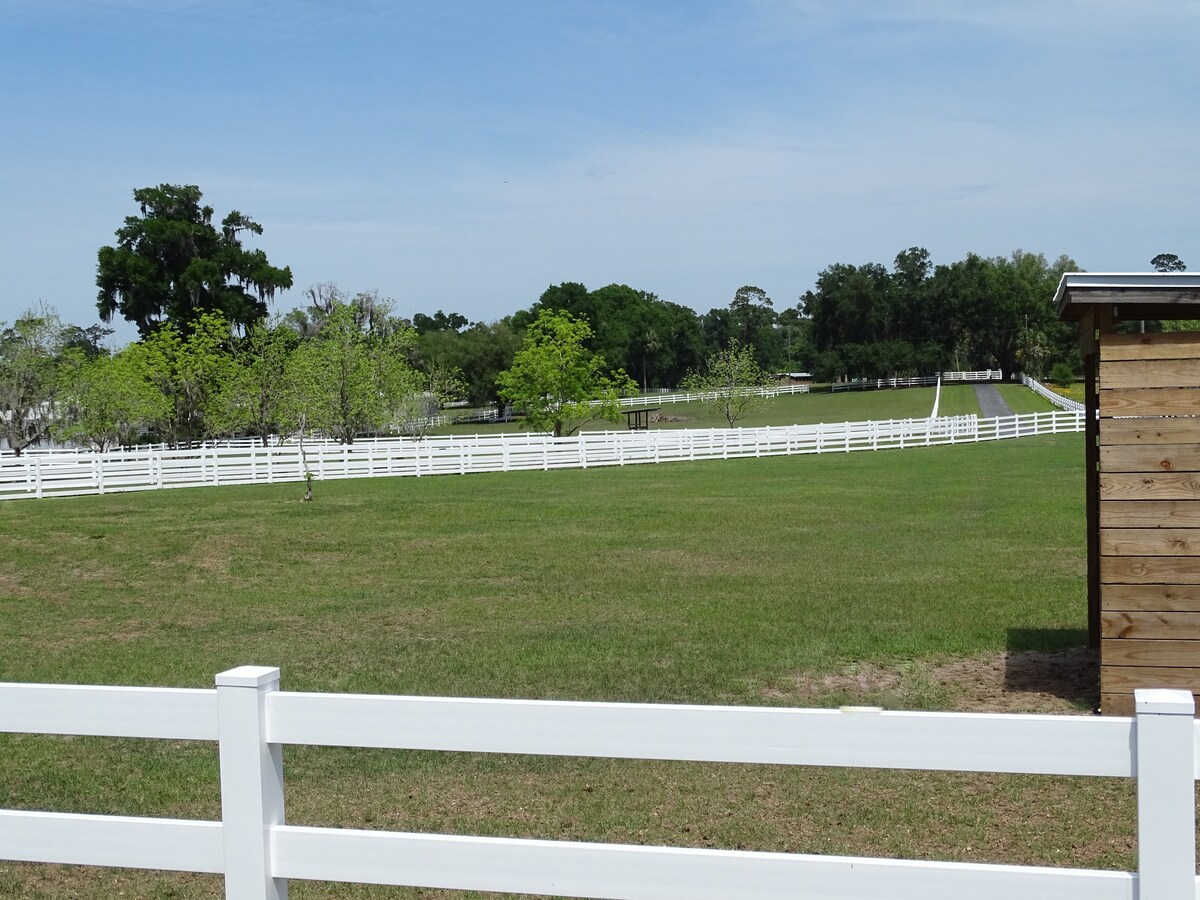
[1057,273,1200,715]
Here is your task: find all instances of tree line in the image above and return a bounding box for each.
[0,294,463,455]
[9,182,1185,454]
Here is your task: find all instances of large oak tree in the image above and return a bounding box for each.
[97,184,293,335]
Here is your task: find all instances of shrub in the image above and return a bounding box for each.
[1048,362,1076,387]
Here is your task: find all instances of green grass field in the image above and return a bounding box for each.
[1,433,1135,898]
[440,384,985,436]
[1,436,1084,695]
[440,381,1068,439]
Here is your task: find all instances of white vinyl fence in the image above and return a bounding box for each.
[1022,373,1086,412]
[0,411,1084,501]
[0,670,1195,899]
[608,382,812,408]
[831,370,1002,392]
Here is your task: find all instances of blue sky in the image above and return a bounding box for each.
[3,1,1198,344]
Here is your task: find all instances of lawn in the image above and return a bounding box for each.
[439,384,996,437]
[995,383,1059,414]
[0,433,1128,899]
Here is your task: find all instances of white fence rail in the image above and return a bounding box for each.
[1022,373,1086,412]
[943,369,1003,381]
[0,411,1085,501]
[608,382,812,408]
[832,370,1002,392]
[1,670,1195,899]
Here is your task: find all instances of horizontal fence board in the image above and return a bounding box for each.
[1099,359,1200,390]
[1101,332,1200,362]
[1099,388,1200,418]
[1100,445,1200,474]
[1101,639,1200,667]
[0,811,223,873]
[270,825,1135,900]
[1102,666,1200,693]
[1100,529,1200,557]
[1100,474,1200,502]
[1101,501,1200,529]
[265,693,1135,777]
[1100,418,1200,446]
[1101,611,1200,640]
[1103,583,1200,611]
[1102,556,1200,584]
[0,684,218,740]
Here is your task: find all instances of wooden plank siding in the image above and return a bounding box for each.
[1099,529,1200,556]
[1101,556,1200,583]
[1099,417,1200,445]
[1101,582,1200,611]
[1098,388,1200,417]
[1099,331,1200,362]
[1098,359,1200,390]
[1100,444,1200,472]
[1101,501,1200,528]
[1099,473,1200,501]
[1098,332,1200,714]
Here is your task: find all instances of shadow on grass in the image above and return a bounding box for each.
[1004,628,1098,712]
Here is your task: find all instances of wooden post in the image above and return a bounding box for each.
[1080,305,1112,650]
[1084,347,1100,649]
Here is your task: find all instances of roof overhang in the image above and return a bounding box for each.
[1056,272,1200,322]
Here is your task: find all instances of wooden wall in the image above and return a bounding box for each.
[1098,331,1200,715]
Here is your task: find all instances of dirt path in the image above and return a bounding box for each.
[773,647,1100,714]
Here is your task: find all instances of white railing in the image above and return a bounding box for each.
[831,370,1002,392]
[944,369,1003,381]
[0,411,1085,501]
[1021,374,1086,413]
[605,382,812,409]
[1,670,1195,899]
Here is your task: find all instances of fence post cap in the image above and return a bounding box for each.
[216,666,280,688]
[1135,688,1195,716]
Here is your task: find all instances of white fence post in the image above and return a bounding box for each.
[1134,688,1196,900]
[217,666,287,900]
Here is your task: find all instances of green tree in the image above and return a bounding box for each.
[55,348,164,451]
[137,312,236,446]
[283,301,419,443]
[0,305,66,455]
[396,364,465,440]
[530,282,706,390]
[60,323,114,359]
[412,310,469,335]
[1151,253,1187,272]
[498,309,635,437]
[1015,327,1053,379]
[209,320,297,445]
[418,320,520,412]
[97,184,293,335]
[680,339,772,427]
[729,285,780,364]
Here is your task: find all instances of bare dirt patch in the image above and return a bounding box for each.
[775,646,1099,714]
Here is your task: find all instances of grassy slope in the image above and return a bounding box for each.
[3,433,1124,898]
[995,384,1058,414]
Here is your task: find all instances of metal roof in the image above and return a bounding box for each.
[1055,272,1200,321]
